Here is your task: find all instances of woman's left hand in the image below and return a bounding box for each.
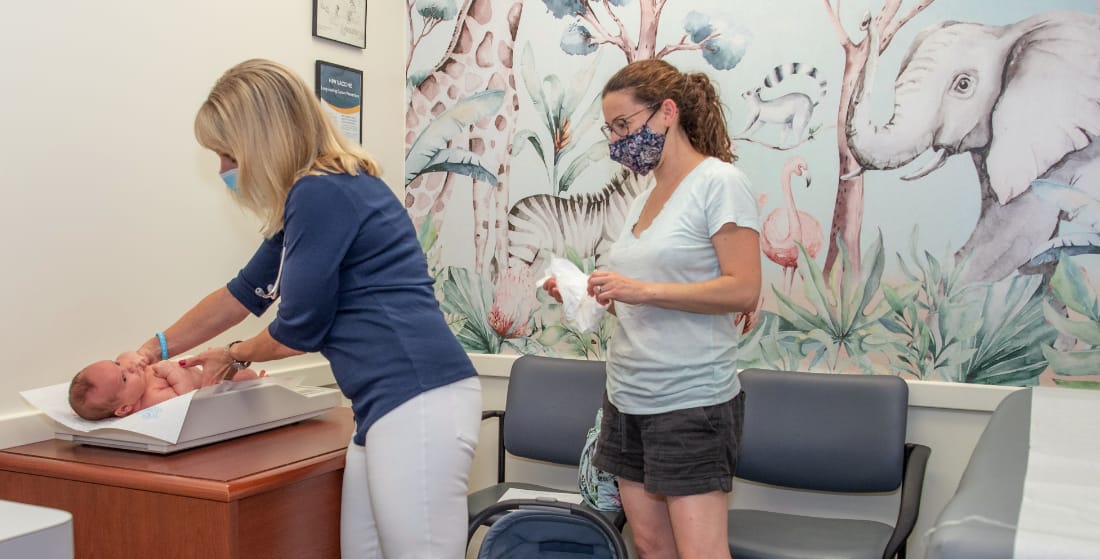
[182,347,236,385]
[588,271,647,306]
[116,351,149,370]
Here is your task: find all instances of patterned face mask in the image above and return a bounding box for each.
[608,123,667,175]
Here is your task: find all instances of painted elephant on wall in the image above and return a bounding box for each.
[846,10,1100,284]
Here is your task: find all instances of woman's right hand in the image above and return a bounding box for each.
[182,347,237,385]
[542,277,563,303]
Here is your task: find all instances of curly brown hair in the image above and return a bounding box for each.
[602,59,735,163]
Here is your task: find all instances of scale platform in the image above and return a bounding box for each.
[55,381,342,454]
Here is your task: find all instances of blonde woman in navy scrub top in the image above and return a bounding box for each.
[133,59,481,559]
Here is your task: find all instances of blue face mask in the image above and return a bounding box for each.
[220,168,239,192]
[608,124,667,175]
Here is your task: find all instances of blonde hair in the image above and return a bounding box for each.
[195,59,381,236]
[603,59,735,163]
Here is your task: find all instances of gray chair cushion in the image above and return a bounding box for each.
[728,369,929,558]
[736,369,908,492]
[728,509,894,559]
[503,355,607,465]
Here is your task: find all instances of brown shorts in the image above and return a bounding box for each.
[592,391,746,496]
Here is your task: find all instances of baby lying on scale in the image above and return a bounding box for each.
[68,351,261,420]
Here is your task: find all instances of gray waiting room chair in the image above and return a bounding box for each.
[467,355,627,530]
[728,369,931,559]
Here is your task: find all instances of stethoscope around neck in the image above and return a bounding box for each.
[254,246,286,301]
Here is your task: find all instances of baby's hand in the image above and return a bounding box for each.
[150,361,181,379]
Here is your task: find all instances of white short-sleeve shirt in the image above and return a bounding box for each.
[605,157,759,414]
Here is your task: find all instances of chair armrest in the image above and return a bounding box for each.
[884,443,931,559]
[482,410,506,483]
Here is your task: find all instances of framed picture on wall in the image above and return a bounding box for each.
[312,0,367,49]
[315,60,364,144]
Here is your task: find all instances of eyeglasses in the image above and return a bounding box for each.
[600,104,660,139]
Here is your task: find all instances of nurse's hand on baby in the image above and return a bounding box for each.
[179,346,262,386]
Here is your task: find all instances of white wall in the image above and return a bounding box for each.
[0,0,405,441]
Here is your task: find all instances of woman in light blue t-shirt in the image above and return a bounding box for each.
[546,59,761,559]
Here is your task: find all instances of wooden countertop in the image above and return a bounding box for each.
[0,407,353,502]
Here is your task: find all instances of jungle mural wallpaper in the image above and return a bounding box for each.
[404,0,1100,388]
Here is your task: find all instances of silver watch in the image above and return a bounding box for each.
[225,341,252,371]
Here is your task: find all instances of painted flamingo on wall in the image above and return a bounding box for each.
[761,155,823,290]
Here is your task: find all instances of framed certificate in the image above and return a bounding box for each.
[315,60,364,144]
[312,0,367,49]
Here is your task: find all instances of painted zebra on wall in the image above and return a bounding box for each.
[506,169,652,271]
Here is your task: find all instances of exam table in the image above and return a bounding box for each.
[925,388,1029,558]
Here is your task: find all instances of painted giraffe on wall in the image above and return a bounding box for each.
[405,0,523,279]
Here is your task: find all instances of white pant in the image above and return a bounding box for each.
[341,377,481,559]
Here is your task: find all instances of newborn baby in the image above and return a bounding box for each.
[68,351,260,420]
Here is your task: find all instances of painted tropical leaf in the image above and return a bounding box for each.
[1048,253,1100,321]
[417,214,440,254]
[520,45,551,130]
[879,232,989,381]
[1031,179,1100,230]
[419,148,499,186]
[438,266,501,353]
[558,141,609,194]
[405,89,505,186]
[963,275,1054,385]
[738,312,803,371]
[557,49,605,148]
[542,75,566,134]
[770,233,891,371]
[537,324,571,347]
[1042,302,1100,346]
[511,128,548,171]
[1041,346,1100,376]
[517,42,607,194]
[1041,255,1100,377]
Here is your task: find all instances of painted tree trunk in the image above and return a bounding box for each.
[825,40,870,277]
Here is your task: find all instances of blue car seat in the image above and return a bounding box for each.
[468,499,627,559]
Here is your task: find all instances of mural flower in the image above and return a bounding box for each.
[488,267,538,339]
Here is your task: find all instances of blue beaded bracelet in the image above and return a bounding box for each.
[156,331,169,360]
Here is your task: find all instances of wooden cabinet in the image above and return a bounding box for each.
[0,407,352,559]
